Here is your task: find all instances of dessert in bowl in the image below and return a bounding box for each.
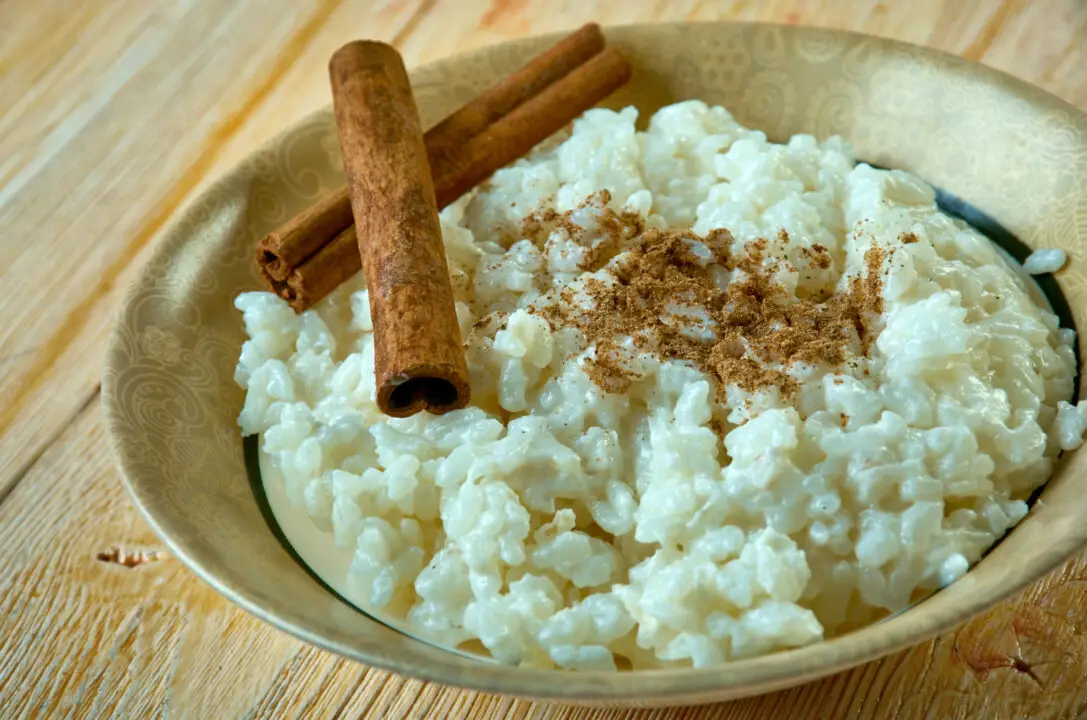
[104,23,1087,704]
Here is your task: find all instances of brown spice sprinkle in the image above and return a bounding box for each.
[520,190,645,272]
[708,418,727,440]
[810,244,832,270]
[528,203,887,400]
[863,246,885,316]
[900,232,919,244]
[520,206,560,245]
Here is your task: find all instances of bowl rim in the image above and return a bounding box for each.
[102,20,1087,705]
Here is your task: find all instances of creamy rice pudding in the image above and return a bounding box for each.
[235,101,1085,669]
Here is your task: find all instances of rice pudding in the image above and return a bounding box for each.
[235,101,1085,670]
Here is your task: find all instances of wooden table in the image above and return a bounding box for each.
[3,1,1087,717]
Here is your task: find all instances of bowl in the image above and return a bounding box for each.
[103,22,1087,706]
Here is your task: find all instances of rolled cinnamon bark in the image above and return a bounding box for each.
[329,41,470,417]
[259,24,631,312]
[432,46,632,208]
[259,188,351,283]
[276,227,357,307]
[425,22,605,153]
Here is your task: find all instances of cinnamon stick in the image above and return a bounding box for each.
[330,41,470,417]
[259,24,630,311]
[266,226,357,308]
[259,188,351,283]
[425,22,605,152]
[431,46,631,208]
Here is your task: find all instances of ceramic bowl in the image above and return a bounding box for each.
[103,22,1087,706]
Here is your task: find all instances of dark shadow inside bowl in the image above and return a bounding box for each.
[243,435,498,664]
[244,435,342,600]
[868,162,1080,402]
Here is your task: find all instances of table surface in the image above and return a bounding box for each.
[3,1,1087,718]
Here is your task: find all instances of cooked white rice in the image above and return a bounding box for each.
[1023,248,1068,275]
[235,101,1083,670]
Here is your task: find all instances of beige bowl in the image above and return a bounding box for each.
[103,22,1087,706]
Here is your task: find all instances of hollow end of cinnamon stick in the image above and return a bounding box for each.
[284,227,360,309]
[378,366,471,418]
[256,186,354,283]
[257,236,290,282]
[258,261,299,306]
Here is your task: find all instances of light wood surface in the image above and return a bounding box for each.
[2,1,1086,718]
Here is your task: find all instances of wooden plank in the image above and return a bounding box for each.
[0,0,430,501]
[391,0,1087,108]
[0,404,297,719]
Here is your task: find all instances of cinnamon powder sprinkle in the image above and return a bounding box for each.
[810,244,832,270]
[530,206,887,400]
[520,190,644,271]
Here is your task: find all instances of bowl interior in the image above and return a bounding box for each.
[103,22,1087,706]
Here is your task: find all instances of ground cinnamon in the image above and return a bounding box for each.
[330,41,469,417]
[259,23,628,312]
[529,200,887,401]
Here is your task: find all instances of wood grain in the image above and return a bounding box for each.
[0,0,432,500]
[2,0,1087,718]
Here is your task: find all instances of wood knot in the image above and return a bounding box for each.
[95,547,166,568]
